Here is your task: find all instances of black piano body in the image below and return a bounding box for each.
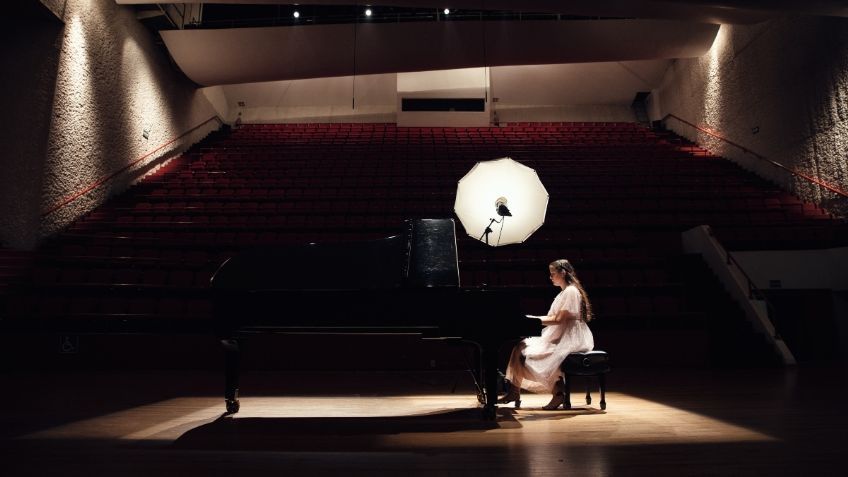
[210,218,542,418]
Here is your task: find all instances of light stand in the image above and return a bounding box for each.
[479,217,501,246]
[479,197,512,246]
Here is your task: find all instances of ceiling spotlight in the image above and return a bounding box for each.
[293,10,300,18]
[444,8,450,15]
[364,8,372,17]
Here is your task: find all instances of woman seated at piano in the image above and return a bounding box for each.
[499,259,594,410]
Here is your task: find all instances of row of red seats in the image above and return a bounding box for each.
[591,294,683,317]
[15,288,682,321]
[138,178,766,197]
[57,243,219,263]
[117,196,803,214]
[156,168,748,183]
[459,265,670,287]
[18,294,213,319]
[189,147,715,160]
[714,224,847,248]
[130,184,781,200]
[25,264,675,296]
[219,138,669,147]
[31,266,215,289]
[225,135,665,144]
[231,128,658,136]
[70,210,827,233]
[58,221,847,252]
[242,121,642,130]
[169,163,736,178]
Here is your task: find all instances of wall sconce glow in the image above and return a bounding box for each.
[365,8,372,17]
[293,10,300,18]
[444,8,451,15]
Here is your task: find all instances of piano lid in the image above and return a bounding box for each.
[210,218,459,291]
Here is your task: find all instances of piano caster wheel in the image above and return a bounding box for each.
[482,406,497,420]
[226,399,240,414]
[586,396,592,405]
[600,402,606,411]
[514,399,521,409]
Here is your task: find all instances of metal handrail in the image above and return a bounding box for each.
[662,113,848,199]
[706,225,783,340]
[42,115,224,217]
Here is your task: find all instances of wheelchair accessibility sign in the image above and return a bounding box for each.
[60,335,79,354]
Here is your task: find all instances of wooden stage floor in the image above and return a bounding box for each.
[1,365,846,476]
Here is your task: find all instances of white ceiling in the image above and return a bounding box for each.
[162,19,716,86]
[118,1,845,113]
[116,0,848,24]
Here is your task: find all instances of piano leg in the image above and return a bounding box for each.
[481,341,500,420]
[222,338,240,414]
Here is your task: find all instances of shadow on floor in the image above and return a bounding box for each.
[172,407,519,451]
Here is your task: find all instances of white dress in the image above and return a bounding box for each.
[507,285,594,393]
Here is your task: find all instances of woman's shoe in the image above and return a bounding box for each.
[543,379,565,410]
[542,393,565,410]
[497,389,521,408]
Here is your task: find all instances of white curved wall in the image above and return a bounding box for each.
[205,59,670,125]
[652,17,848,214]
[0,0,219,249]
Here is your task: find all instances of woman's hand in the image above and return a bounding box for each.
[544,309,578,324]
[540,314,558,324]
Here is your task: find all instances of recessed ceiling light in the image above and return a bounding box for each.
[365,8,372,17]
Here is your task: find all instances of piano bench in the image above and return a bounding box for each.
[559,350,611,410]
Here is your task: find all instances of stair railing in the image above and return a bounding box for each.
[682,224,796,365]
[661,113,848,201]
[42,115,224,217]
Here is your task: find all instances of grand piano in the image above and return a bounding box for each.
[210,218,543,418]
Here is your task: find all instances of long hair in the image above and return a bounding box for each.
[550,259,594,322]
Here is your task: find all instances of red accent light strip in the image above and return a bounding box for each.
[42,115,222,217]
[663,113,848,198]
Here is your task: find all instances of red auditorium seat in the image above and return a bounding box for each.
[598,296,628,316]
[619,269,643,286]
[157,297,186,317]
[33,267,60,284]
[36,296,68,317]
[111,268,138,285]
[168,270,195,288]
[141,269,168,286]
[654,295,681,314]
[629,291,657,313]
[88,268,112,284]
[69,296,99,314]
[186,298,213,317]
[101,297,128,315]
[595,269,620,285]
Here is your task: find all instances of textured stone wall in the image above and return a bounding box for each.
[0,0,218,249]
[652,17,848,215]
[0,9,62,249]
